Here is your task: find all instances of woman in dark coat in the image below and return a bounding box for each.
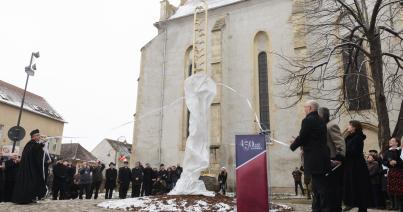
[343,120,370,212]
[382,137,403,210]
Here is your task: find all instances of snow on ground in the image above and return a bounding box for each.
[98,195,234,212]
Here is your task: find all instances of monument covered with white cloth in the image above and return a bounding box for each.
[169,1,216,196]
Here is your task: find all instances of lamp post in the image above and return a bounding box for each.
[11,52,40,153]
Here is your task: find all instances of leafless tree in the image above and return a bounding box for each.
[278,0,403,150]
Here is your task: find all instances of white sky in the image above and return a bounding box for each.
[0,0,182,151]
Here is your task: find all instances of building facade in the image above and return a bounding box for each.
[92,138,132,168]
[131,0,401,191]
[0,80,65,157]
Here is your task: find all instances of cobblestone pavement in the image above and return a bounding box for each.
[0,199,398,212]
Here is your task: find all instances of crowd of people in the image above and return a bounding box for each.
[290,100,403,212]
[46,160,185,200]
[0,129,231,205]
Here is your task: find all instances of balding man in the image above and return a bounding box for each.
[290,100,331,212]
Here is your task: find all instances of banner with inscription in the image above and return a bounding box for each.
[236,135,268,212]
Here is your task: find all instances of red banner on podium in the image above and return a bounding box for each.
[236,135,268,212]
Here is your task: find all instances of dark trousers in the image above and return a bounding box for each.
[220,183,227,195]
[370,184,381,208]
[143,182,152,196]
[79,183,91,199]
[131,183,141,197]
[105,187,114,199]
[52,180,66,200]
[294,181,304,196]
[4,181,15,202]
[328,166,343,212]
[311,174,331,212]
[119,183,129,199]
[90,181,102,199]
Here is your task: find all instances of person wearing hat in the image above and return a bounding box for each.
[12,129,48,204]
[118,160,132,199]
[105,162,117,199]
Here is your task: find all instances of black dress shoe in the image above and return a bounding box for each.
[343,206,353,211]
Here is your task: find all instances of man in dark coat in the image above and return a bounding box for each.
[52,160,68,200]
[142,163,154,196]
[292,167,304,196]
[90,160,105,199]
[131,161,143,197]
[65,162,75,199]
[118,161,131,199]
[318,107,345,211]
[78,162,92,199]
[4,154,20,202]
[290,100,331,212]
[105,162,117,199]
[12,129,47,204]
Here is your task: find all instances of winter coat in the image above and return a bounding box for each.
[92,164,105,183]
[105,168,117,189]
[326,122,346,159]
[367,160,380,185]
[218,172,227,186]
[343,131,370,208]
[143,167,154,185]
[79,167,92,185]
[290,111,331,175]
[118,167,131,186]
[53,163,68,183]
[292,170,303,182]
[131,167,143,185]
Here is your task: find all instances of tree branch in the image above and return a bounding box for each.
[382,52,403,69]
[379,26,403,41]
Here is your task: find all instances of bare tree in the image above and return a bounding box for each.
[278,0,403,150]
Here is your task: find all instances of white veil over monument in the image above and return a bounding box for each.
[168,72,216,196]
[168,0,215,197]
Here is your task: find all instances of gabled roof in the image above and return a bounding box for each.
[105,139,132,157]
[169,0,244,20]
[0,80,65,123]
[60,143,97,161]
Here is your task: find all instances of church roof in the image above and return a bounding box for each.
[0,80,65,123]
[105,139,132,157]
[170,0,244,20]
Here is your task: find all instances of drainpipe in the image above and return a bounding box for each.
[159,23,168,165]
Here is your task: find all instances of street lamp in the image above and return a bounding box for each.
[11,51,40,153]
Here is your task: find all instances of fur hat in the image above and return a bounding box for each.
[30,129,40,137]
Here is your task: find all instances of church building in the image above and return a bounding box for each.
[131,0,400,191]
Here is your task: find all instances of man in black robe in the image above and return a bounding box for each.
[12,129,47,204]
[118,161,131,199]
[4,153,20,202]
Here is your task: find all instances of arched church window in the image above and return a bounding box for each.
[342,39,371,111]
[258,51,270,131]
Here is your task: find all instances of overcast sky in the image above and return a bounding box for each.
[0,0,182,151]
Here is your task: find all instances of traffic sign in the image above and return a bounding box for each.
[8,126,26,141]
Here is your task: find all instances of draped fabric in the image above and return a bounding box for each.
[169,72,216,196]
